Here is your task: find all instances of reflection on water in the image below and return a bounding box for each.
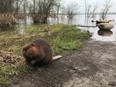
[0,16,33,34]
[98,30,113,36]
[79,25,116,41]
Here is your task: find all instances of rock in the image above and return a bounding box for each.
[97,23,114,30]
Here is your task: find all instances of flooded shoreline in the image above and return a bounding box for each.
[0,14,116,41]
[49,14,116,41]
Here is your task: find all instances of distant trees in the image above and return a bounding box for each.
[0,0,25,14]
[0,0,25,28]
[0,0,113,26]
[29,0,61,23]
[0,0,15,13]
[0,0,61,27]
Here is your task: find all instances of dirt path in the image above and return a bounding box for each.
[1,39,116,87]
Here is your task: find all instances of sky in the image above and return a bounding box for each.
[61,0,116,12]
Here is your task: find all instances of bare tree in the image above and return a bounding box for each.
[84,0,87,18]
[13,0,23,13]
[65,2,79,19]
[91,4,97,18]
[84,0,97,18]
[86,4,92,18]
[29,0,61,23]
[0,0,27,14]
[100,0,112,20]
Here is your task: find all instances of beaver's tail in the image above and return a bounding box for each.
[52,55,62,61]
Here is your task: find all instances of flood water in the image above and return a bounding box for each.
[1,14,116,41]
[49,14,116,41]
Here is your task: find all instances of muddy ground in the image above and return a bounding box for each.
[1,39,116,87]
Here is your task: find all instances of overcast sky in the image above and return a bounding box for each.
[61,0,116,12]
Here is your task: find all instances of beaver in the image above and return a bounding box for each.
[23,39,61,67]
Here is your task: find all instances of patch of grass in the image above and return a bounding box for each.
[0,66,16,75]
[0,65,28,85]
[15,64,28,74]
[0,75,11,85]
[0,66,16,85]
[44,25,90,55]
[52,38,83,54]
[0,24,90,56]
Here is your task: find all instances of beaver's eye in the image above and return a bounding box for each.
[31,43,34,46]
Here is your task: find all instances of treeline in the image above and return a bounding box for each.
[0,0,112,27]
[0,0,61,27]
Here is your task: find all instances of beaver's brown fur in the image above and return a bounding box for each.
[22,39,53,67]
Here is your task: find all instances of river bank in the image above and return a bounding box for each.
[1,39,116,87]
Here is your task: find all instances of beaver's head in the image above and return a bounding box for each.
[22,43,41,59]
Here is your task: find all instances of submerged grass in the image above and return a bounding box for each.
[0,24,90,85]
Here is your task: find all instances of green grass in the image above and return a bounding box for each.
[0,66,16,85]
[0,24,90,85]
[0,24,90,55]
[0,65,28,85]
[0,75,11,85]
[44,24,90,55]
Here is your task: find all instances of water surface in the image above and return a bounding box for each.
[1,14,116,41]
[49,14,116,41]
